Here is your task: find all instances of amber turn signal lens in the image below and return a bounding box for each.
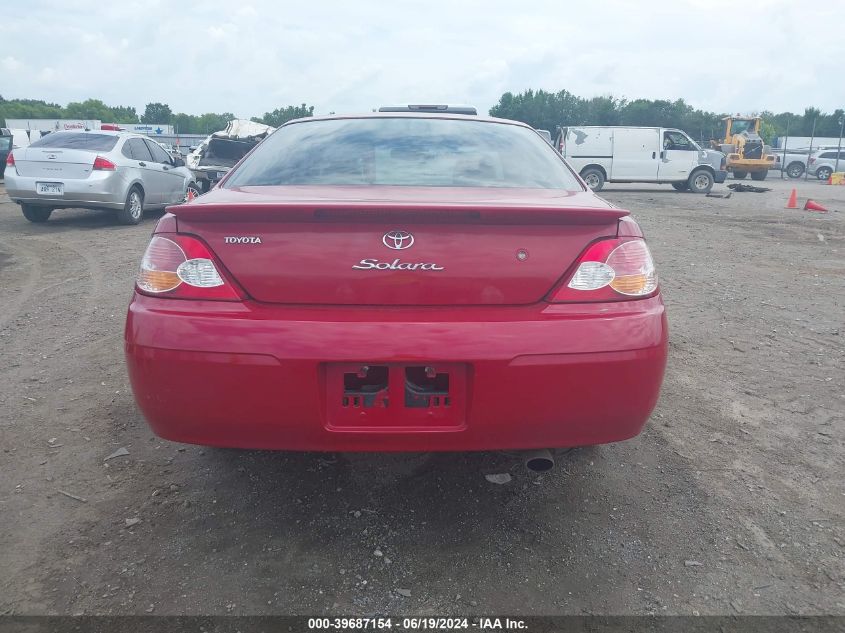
[610,273,649,294]
[137,269,181,293]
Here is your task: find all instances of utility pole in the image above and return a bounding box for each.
[835,115,844,174]
[781,118,789,180]
[805,117,817,181]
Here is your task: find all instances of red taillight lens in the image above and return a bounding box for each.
[808,157,816,165]
[92,156,116,171]
[5,152,14,167]
[548,238,658,302]
[136,234,243,301]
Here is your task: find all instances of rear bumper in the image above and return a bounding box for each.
[4,171,127,209]
[125,294,668,451]
[190,167,229,182]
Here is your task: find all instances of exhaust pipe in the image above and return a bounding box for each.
[523,449,555,472]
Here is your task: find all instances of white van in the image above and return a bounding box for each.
[556,126,727,193]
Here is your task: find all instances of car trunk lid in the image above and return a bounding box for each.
[172,186,626,306]
[15,148,98,180]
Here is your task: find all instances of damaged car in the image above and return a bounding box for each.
[186,119,274,194]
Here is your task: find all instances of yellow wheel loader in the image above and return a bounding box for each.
[711,116,775,180]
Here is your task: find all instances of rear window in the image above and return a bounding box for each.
[225,117,582,190]
[0,136,11,151]
[29,132,119,152]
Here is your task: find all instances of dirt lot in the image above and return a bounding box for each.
[0,176,842,617]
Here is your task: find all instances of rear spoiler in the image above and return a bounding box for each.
[169,202,628,225]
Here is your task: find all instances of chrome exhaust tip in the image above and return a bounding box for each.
[523,448,555,472]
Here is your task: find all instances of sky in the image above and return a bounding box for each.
[2,0,841,119]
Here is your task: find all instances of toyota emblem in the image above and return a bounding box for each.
[382,230,415,250]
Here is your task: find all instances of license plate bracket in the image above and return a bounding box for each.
[325,362,467,430]
[36,182,64,196]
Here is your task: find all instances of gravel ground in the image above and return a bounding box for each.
[0,176,842,616]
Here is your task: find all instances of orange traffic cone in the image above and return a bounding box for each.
[786,188,798,208]
[804,199,828,213]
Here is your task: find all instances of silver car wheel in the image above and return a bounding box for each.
[694,174,710,190]
[787,164,804,178]
[584,173,600,189]
[129,191,143,219]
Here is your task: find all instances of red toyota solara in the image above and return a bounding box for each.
[125,112,668,453]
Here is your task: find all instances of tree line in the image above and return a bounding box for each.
[490,90,844,144]
[3,92,842,143]
[0,97,315,134]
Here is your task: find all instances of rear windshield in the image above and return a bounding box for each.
[0,136,11,151]
[225,117,582,190]
[29,132,119,152]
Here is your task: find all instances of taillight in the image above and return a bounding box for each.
[548,238,658,302]
[5,152,15,170]
[136,234,243,301]
[93,156,116,171]
[808,157,816,165]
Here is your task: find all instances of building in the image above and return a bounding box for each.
[3,119,173,135]
[5,118,100,132]
[773,136,843,150]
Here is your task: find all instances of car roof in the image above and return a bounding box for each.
[279,111,532,129]
[378,104,478,115]
[48,129,148,139]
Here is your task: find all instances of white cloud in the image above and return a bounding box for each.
[37,67,56,82]
[2,0,841,118]
[2,56,23,72]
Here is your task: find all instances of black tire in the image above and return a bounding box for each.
[21,204,52,223]
[687,170,714,194]
[117,186,144,225]
[816,167,833,181]
[786,162,805,178]
[580,167,605,191]
[750,170,768,181]
[732,170,748,179]
[671,182,689,191]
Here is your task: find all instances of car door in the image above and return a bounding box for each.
[610,128,660,181]
[657,130,698,182]
[145,140,184,204]
[124,138,162,204]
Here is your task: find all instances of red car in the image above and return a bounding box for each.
[125,111,668,455]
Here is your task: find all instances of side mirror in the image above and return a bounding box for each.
[173,157,185,168]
